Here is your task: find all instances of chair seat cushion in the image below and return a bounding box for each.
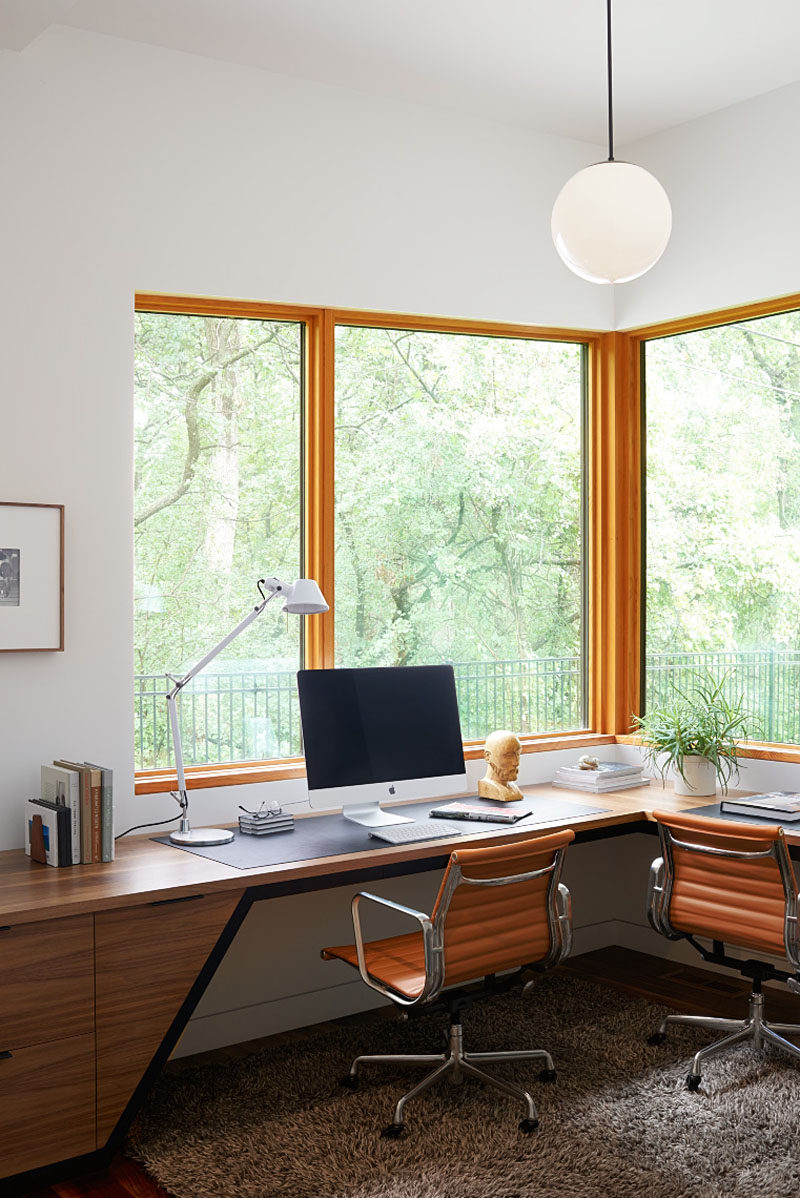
[322,931,426,999]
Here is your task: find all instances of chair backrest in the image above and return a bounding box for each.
[430,828,574,988]
[651,810,799,961]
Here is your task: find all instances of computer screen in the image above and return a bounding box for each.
[298,665,467,824]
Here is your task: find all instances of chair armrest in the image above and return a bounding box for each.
[555,882,573,962]
[785,891,800,971]
[353,891,430,924]
[351,891,443,1007]
[647,856,681,938]
[523,881,573,985]
[647,857,665,933]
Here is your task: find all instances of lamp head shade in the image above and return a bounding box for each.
[281,578,329,615]
[551,160,672,285]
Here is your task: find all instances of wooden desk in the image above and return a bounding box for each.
[0,783,773,1188]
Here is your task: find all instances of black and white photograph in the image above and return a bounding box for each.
[0,548,20,606]
[0,503,63,651]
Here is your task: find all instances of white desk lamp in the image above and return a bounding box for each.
[166,576,328,846]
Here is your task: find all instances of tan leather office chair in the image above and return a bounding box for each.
[322,828,574,1137]
[647,809,800,1089]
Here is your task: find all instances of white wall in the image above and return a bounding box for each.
[616,80,800,329]
[0,27,612,851]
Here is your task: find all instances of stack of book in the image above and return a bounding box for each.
[552,760,649,793]
[238,809,295,836]
[25,761,114,867]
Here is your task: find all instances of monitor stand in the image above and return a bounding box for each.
[342,802,413,828]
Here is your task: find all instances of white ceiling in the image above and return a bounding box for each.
[4,0,800,145]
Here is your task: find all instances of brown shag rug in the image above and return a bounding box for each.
[127,975,800,1198]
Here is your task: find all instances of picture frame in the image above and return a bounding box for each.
[0,502,64,652]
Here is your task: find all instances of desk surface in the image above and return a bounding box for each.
[0,781,777,926]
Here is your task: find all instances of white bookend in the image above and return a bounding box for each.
[24,799,61,867]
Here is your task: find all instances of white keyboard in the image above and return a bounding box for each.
[368,820,463,845]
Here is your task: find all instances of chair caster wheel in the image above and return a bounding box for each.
[686,1073,701,1092]
[519,1118,539,1134]
[381,1122,406,1139]
[647,1032,667,1046]
[339,1074,359,1090]
[538,1068,557,1084]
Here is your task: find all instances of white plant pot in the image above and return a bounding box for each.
[672,756,717,797]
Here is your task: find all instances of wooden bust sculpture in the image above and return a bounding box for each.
[478,730,523,802]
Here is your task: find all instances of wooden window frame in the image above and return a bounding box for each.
[617,290,800,766]
[134,291,709,795]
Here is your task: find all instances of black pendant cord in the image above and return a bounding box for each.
[606,0,614,161]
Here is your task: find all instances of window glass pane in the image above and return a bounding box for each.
[645,311,800,743]
[334,326,585,737]
[134,313,303,769]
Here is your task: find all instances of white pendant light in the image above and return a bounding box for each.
[551,0,671,284]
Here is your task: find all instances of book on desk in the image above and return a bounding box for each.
[720,792,800,821]
[430,801,529,824]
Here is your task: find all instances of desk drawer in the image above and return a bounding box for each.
[0,914,94,1049]
[0,1032,96,1178]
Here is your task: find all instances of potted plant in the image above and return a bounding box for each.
[632,672,750,796]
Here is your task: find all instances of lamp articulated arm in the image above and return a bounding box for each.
[165,576,319,847]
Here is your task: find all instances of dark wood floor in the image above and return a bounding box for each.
[22,946,800,1197]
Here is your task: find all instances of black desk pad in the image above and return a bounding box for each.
[685,802,800,833]
[154,794,609,870]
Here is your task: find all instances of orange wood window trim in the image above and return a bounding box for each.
[329,305,603,344]
[621,290,800,342]
[615,733,800,767]
[303,308,335,669]
[133,732,615,794]
[589,331,641,737]
[135,293,325,321]
[621,289,800,754]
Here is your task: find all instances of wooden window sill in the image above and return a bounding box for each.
[134,732,615,794]
[615,734,800,766]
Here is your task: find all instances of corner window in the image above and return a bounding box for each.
[644,310,800,743]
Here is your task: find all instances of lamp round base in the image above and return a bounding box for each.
[170,827,235,847]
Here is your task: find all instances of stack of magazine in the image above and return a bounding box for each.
[552,760,648,793]
[238,808,295,836]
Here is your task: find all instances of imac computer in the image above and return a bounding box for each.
[297,664,467,827]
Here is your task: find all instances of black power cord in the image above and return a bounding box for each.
[115,814,181,841]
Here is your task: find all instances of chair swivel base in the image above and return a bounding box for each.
[648,989,800,1089]
[340,1020,555,1136]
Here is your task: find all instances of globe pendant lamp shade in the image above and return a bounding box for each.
[551,160,672,284]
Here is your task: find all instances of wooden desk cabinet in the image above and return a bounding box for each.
[0,895,242,1181]
[0,914,96,1177]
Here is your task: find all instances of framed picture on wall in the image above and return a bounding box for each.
[0,502,64,652]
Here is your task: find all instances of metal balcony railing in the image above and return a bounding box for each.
[133,649,800,771]
[133,655,583,771]
[644,650,800,744]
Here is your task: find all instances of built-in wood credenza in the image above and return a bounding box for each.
[0,914,96,1177]
[0,783,775,1188]
[0,893,246,1179]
